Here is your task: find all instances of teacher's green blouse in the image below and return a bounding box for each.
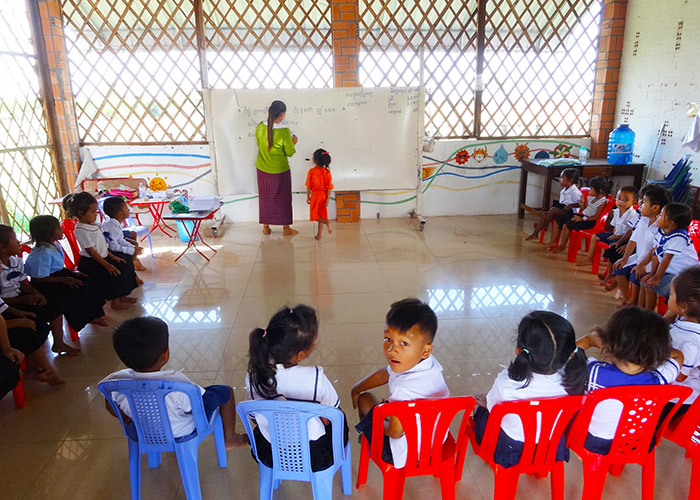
[255,122,296,174]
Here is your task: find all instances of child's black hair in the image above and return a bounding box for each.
[561,168,580,184]
[29,215,61,246]
[618,185,639,200]
[589,176,613,196]
[597,306,670,372]
[313,148,332,169]
[112,316,169,371]
[386,297,438,342]
[63,191,98,219]
[0,224,15,246]
[508,311,588,395]
[266,100,287,151]
[672,266,700,319]
[663,202,692,231]
[103,196,127,219]
[248,304,318,399]
[643,185,671,211]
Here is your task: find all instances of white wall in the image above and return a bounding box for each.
[615,0,700,179]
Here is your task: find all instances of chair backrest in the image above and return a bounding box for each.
[586,197,616,232]
[665,395,700,452]
[60,219,80,269]
[98,379,213,452]
[569,385,692,461]
[689,220,700,255]
[370,397,476,474]
[236,400,348,480]
[478,395,584,472]
[665,155,691,183]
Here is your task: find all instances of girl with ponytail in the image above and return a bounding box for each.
[245,304,348,471]
[473,311,588,468]
[255,100,299,236]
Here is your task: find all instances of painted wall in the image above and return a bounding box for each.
[615,0,700,179]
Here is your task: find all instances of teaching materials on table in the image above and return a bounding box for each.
[204,87,424,194]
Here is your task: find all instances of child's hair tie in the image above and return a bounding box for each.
[262,329,267,338]
[522,348,530,355]
[322,151,329,155]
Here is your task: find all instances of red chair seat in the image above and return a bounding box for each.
[567,197,615,263]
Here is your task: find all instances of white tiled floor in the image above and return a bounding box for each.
[0,215,693,499]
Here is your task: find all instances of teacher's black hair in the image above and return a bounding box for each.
[313,148,331,169]
[267,100,287,151]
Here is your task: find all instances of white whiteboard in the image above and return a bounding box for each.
[205,87,424,194]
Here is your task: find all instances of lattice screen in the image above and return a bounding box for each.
[61,0,204,143]
[482,0,603,137]
[0,2,60,237]
[359,0,479,138]
[203,0,333,89]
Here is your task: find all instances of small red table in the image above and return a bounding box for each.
[162,209,219,262]
[129,198,177,238]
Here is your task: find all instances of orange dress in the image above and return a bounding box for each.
[305,166,334,221]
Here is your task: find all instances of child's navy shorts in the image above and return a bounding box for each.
[355,405,394,464]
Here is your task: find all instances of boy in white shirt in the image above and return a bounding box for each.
[351,298,449,468]
[525,168,581,242]
[101,196,146,273]
[101,316,247,448]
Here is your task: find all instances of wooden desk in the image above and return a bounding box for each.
[518,159,645,218]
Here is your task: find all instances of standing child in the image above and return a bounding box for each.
[351,298,449,468]
[101,196,147,272]
[63,192,138,310]
[526,168,581,242]
[576,306,683,453]
[0,225,80,356]
[25,215,108,330]
[246,304,347,471]
[552,176,613,254]
[612,186,670,306]
[305,148,334,240]
[638,202,698,309]
[473,311,588,468]
[101,316,248,449]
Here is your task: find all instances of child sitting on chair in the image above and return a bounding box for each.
[101,196,147,273]
[101,316,248,449]
[526,168,581,242]
[351,298,449,468]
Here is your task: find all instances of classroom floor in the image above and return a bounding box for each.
[0,214,693,499]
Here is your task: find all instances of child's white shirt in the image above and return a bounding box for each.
[75,221,108,258]
[559,185,582,212]
[627,216,658,270]
[486,368,569,442]
[611,207,640,236]
[101,218,135,255]
[245,364,340,443]
[671,319,700,403]
[387,354,450,468]
[652,229,699,275]
[100,368,205,438]
[0,255,27,298]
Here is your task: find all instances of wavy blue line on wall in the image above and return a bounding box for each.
[92,153,211,161]
[422,166,520,181]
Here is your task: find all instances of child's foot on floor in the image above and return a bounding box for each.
[121,296,138,304]
[551,245,566,253]
[225,433,250,450]
[315,235,322,240]
[51,342,81,356]
[110,299,131,311]
[604,281,618,292]
[576,259,593,267]
[90,316,109,326]
[327,222,332,234]
[26,369,65,386]
[134,265,147,271]
[135,275,144,285]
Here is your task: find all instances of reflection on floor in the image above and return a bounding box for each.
[0,215,691,499]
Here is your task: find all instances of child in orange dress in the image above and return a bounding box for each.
[306,148,334,240]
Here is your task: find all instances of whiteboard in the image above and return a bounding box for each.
[205,87,424,194]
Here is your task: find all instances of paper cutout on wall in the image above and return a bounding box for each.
[534,150,550,159]
[149,176,168,191]
[514,144,530,161]
[422,166,437,179]
[553,144,572,158]
[493,145,509,164]
[455,149,469,165]
[473,147,487,162]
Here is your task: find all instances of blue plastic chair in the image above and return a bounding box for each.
[647,154,691,186]
[98,379,227,500]
[236,400,352,500]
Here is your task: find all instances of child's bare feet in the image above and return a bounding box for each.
[576,258,593,267]
[315,234,322,241]
[604,281,618,292]
[327,221,332,234]
[225,433,250,450]
[134,264,147,272]
[51,341,81,356]
[552,245,566,253]
[26,369,65,386]
[136,275,144,285]
[524,234,538,241]
[90,316,109,327]
[110,299,131,311]
[121,296,138,304]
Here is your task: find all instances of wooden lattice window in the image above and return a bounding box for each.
[482,0,602,137]
[359,0,479,138]
[0,2,60,237]
[203,0,333,89]
[61,0,205,143]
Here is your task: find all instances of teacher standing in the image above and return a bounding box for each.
[255,100,298,236]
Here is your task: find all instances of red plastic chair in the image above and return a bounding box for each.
[539,188,590,243]
[567,197,616,263]
[689,220,700,255]
[356,396,476,500]
[664,396,700,500]
[463,396,584,500]
[11,359,27,409]
[568,385,692,500]
[60,219,81,271]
